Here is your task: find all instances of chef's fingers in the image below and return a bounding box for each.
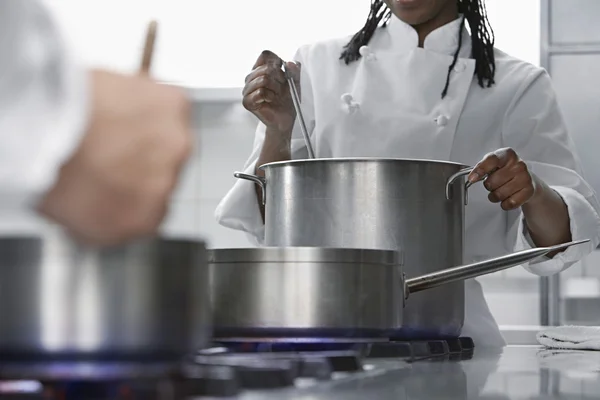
[285,61,302,100]
[243,73,285,98]
[488,167,533,206]
[252,50,283,69]
[501,187,534,211]
[468,152,500,183]
[243,88,277,111]
[285,61,301,81]
[493,147,520,167]
[482,162,525,192]
[245,63,286,86]
[487,176,522,203]
[468,148,520,184]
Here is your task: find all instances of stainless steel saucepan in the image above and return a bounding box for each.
[208,240,587,340]
[0,234,211,361]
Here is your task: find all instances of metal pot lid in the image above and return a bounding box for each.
[207,247,401,265]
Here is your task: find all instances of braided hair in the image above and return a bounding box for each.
[340,0,496,99]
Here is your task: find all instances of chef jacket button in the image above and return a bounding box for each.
[341,93,354,104]
[454,62,466,73]
[359,45,376,61]
[435,115,449,127]
[346,103,360,114]
[341,93,359,114]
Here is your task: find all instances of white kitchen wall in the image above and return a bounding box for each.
[43,0,369,87]
[45,0,588,328]
[45,0,540,86]
[159,102,257,248]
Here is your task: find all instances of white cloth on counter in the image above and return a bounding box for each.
[0,0,89,234]
[537,326,600,350]
[215,14,600,348]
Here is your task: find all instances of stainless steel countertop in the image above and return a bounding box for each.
[239,346,600,399]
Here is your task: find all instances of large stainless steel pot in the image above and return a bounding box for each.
[0,234,211,361]
[234,158,561,339]
[208,242,586,340]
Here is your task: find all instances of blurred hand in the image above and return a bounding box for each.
[38,70,192,246]
[468,148,540,211]
[242,50,300,134]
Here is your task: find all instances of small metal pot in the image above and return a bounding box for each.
[208,241,586,340]
[0,234,211,361]
[209,247,402,340]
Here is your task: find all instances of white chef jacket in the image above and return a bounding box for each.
[0,0,88,234]
[216,15,600,347]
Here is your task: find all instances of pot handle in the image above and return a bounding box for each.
[234,172,267,206]
[445,167,476,205]
[404,239,590,298]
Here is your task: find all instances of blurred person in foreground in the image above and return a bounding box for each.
[0,0,193,246]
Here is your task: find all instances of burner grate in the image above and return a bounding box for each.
[357,337,475,361]
[0,338,475,399]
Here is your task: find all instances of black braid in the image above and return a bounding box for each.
[440,16,465,98]
[340,0,392,63]
[459,0,495,89]
[340,0,496,99]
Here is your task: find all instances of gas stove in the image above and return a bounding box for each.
[0,337,474,399]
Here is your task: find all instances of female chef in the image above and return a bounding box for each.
[215,0,600,347]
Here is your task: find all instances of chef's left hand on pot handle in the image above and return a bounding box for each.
[467,148,540,211]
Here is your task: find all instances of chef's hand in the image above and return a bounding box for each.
[38,70,192,246]
[468,148,540,211]
[242,50,300,134]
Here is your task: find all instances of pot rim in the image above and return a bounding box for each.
[258,157,469,170]
[0,236,207,255]
[207,247,402,265]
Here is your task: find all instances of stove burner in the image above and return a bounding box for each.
[366,337,474,361]
[215,340,358,353]
[215,336,389,343]
[0,337,475,399]
[212,328,391,341]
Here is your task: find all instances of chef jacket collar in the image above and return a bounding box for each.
[386,13,473,58]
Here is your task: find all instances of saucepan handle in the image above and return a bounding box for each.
[445,167,474,205]
[403,239,591,299]
[234,172,267,206]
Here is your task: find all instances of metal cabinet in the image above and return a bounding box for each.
[550,54,600,192]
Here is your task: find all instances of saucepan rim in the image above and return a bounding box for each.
[207,247,402,265]
[0,236,207,246]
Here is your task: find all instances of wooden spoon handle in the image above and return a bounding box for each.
[140,20,158,74]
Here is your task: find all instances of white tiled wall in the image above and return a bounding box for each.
[162,102,257,248]
[175,99,600,327]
